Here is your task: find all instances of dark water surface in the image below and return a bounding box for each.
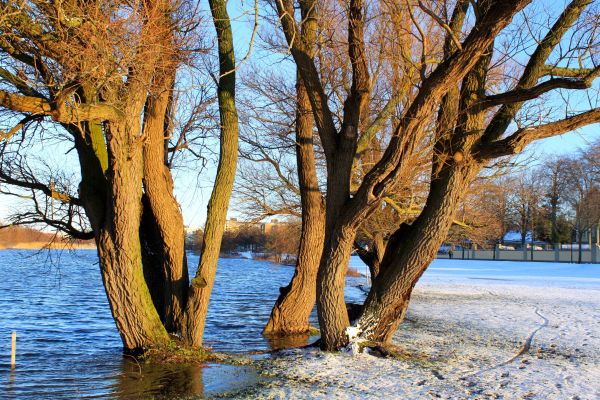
[0,250,365,399]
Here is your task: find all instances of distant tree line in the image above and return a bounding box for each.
[0,225,54,244]
[187,221,301,263]
[445,141,600,250]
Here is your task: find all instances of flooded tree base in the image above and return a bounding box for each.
[139,341,217,365]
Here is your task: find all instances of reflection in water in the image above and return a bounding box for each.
[265,332,318,351]
[112,359,259,399]
[7,367,15,390]
[113,358,205,398]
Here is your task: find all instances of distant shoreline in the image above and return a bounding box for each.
[0,242,96,250]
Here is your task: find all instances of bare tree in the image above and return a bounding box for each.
[0,0,186,350]
[539,156,571,244]
[272,0,600,350]
[563,154,600,262]
[0,0,243,352]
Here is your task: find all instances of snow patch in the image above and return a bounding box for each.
[238,261,600,399]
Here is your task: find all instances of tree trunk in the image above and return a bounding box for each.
[141,74,188,333]
[98,122,170,352]
[182,0,238,347]
[578,228,583,264]
[263,68,325,335]
[316,222,359,349]
[356,164,475,342]
[71,107,168,351]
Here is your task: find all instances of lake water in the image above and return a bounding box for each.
[0,250,366,399]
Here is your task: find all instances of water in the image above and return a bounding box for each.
[0,250,366,398]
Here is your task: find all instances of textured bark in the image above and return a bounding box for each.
[0,0,180,353]
[141,73,188,333]
[270,0,530,350]
[357,164,476,342]
[182,0,239,347]
[98,121,170,352]
[312,0,371,351]
[317,224,359,348]
[71,120,108,232]
[67,91,169,351]
[262,85,323,334]
[356,6,493,342]
[354,1,596,343]
[263,0,324,336]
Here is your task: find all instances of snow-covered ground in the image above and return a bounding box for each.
[234,259,600,399]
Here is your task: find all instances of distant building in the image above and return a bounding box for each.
[224,218,291,234]
[502,230,547,249]
[224,218,244,232]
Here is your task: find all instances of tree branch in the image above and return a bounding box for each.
[0,167,81,206]
[418,1,463,51]
[482,77,591,107]
[274,0,338,158]
[475,108,600,159]
[0,67,47,99]
[0,90,123,122]
[480,0,592,144]
[542,65,595,78]
[356,93,402,157]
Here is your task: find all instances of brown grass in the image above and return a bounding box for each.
[0,241,96,250]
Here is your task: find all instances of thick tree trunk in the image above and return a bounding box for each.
[141,75,188,333]
[71,110,168,351]
[316,223,358,349]
[98,122,170,352]
[140,195,187,333]
[182,0,238,347]
[263,68,325,335]
[356,164,475,342]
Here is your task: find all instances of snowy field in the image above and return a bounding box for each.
[234,259,600,399]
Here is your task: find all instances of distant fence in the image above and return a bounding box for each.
[438,245,600,263]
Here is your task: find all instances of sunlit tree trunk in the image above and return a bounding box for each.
[183,0,239,347]
[97,120,170,352]
[263,81,324,334]
[263,0,324,336]
[357,164,477,341]
[141,73,188,333]
[70,100,168,351]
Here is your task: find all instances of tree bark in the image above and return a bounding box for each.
[357,163,477,342]
[355,20,494,342]
[69,94,169,351]
[263,0,324,336]
[98,121,170,352]
[263,79,324,335]
[316,222,359,349]
[141,74,188,333]
[182,0,238,347]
